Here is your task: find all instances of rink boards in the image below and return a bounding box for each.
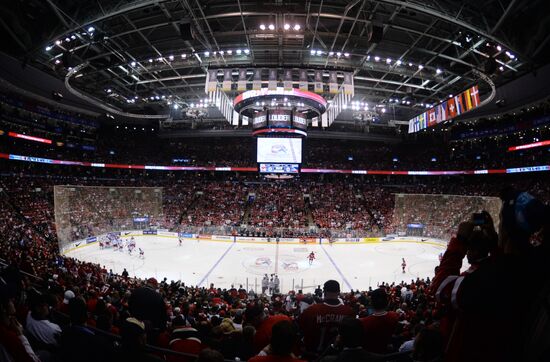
[62,231,450,293]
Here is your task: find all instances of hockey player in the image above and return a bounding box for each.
[139,248,144,259]
[308,251,315,266]
[401,258,407,273]
[178,238,183,247]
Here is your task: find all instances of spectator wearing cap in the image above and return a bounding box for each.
[114,317,163,362]
[430,193,550,362]
[59,290,75,314]
[359,288,399,354]
[25,292,62,349]
[249,320,305,362]
[320,317,375,362]
[298,280,354,357]
[128,277,168,333]
[245,303,291,354]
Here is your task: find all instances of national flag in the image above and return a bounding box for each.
[447,97,457,118]
[439,102,447,122]
[428,108,436,127]
[420,113,427,129]
[470,85,480,107]
[464,88,473,110]
[454,94,464,115]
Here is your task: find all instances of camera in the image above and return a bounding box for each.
[472,212,486,225]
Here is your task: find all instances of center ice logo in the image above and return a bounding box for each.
[255,257,272,266]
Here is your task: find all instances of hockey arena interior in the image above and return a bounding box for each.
[1,1,549,362]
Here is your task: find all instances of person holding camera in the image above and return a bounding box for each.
[430,190,549,362]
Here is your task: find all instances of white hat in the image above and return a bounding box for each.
[63,290,75,304]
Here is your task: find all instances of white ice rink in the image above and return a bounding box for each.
[65,236,454,293]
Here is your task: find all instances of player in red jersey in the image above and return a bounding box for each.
[401,258,406,273]
[298,280,355,358]
[308,251,315,266]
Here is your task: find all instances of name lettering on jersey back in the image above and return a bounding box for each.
[316,314,346,324]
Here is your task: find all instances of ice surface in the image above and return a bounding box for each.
[66,236,452,293]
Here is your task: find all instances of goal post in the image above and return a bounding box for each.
[53,185,163,252]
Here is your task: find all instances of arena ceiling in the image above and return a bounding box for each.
[1,0,549,122]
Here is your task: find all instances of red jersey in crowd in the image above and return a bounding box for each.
[298,300,355,354]
[254,314,292,353]
[360,311,400,353]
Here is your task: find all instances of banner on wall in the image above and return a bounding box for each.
[299,69,308,91]
[206,69,218,92]
[268,69,278,90]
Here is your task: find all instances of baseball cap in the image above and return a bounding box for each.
[323,280,340,293]
[63,290,75,304]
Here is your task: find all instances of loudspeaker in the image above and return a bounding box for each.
[369,25,383,43]
[484,57,497,74]
[179,23,193,41]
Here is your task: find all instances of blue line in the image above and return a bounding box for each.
[320,245,353,291]
[198,241,236,286]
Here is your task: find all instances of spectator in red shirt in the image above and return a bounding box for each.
[249,320,305,362]
[245,303,291,354]
[360,288,399,354]
[298,280,355,357]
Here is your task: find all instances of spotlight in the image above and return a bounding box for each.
[55,40,61,45]
[418,64,424,69]
[55,59,61,64]
[316,50,322,55]
[181,54,186,58]
[204,51,210,57]
[260,24,266,30]
[436,68,442,74]
[310,49,316,55]
[173,104,179,109]
[130,61,136,66]
[149,59,153,63]
[87,26,95,33]
[284,24,290,30]
[268,24,275,30]
[344,52,350,57]
[293,24,301,31]
[374,56,380,61]
[45,46,52,51]
[168,55,174,61]
[336,52,342,57]
[244,49,250,54]
[227,50,232,55]
[329,51,334,56]
[236,49,242,55]
[396,60,401,65]
[386,58,392,64]
[497,45,502,51]
[106,88,112,93]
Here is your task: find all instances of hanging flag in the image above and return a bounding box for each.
[314,70,323,93]
[222,69,232,91]
[237,69,247,91]
[470,85,480,107]
[439,101,448,122]
[428,109,436,127]
[454,94,464,115]
[206,69,218,92]
[252,69,262,90]
[268,69,277,90]
[312,116,319,127]
[464,88,473,110]
[343,72,354,95]
[283,69,293,90]
[299,69,308,91]
[447,97,457,118]
[328,71,338,94]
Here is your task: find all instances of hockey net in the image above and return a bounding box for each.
[54,185,163,251]
[391,193,501,241]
